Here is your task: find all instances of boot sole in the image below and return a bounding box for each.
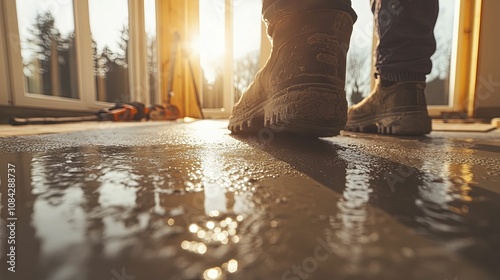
[345,111,432,135]
[229,84,347,137]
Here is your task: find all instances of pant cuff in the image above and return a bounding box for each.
[377,72,427,82]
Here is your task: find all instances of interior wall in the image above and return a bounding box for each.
[474,0,500,118]
[158,0,202,118]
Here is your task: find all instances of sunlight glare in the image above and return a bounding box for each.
[199,0,226,84]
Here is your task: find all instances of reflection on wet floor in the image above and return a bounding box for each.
[0,120,499,280]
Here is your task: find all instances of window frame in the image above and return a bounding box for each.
[199,0,234,118]
[152,0,162,105]
[2,0,157,111]
[128,0,150,105]
[427,0,463,117]
[4,0,95,110]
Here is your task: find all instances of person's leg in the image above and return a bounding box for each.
[345,0,438,135]
[228,0,356,137]
[374,0,438,82]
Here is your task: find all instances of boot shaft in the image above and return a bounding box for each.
[268,10,353,91]
[263,9,354,93]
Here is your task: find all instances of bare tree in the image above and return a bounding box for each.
[91,25,131,103]
[25,12,60,94]
[25,11,77,97]
[431,37,452,80]
[115,25,129,67]
[202,67,224,109]
[346,50,371,105]
[233,51,260,103]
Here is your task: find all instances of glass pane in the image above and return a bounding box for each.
[16,0,79,99]
[232,0,261,104]
[200,0,225,109]
[426,0,457,105]
[89,0,130,103]
[346,1,374,106]
[145,0,159,105]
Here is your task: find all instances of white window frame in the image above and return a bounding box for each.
[152,0,162,105]
[427,0,463,117]
[0,3,11,106]
[2,0,156,111]
[200,0,234,118]
[128,0,150,105]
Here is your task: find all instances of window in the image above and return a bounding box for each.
[16,0,79,99]
[346,1,374,106]
[2,0,159,110]
[89,0,131,103]
[232,0,261,104]
[145,0,159,105]
[426,0,457,106]
[198,0,262,116]
[199,0,226,109]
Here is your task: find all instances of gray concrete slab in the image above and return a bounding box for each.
[0,120,499,280]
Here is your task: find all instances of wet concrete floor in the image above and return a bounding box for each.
[0,120,500,280]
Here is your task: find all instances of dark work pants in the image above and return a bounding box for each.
[371,0,438,81]
[262,0,439,82]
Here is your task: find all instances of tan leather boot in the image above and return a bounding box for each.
[345,81,432,135]
[228,5,355,137]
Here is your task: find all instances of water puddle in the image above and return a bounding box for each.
[0,122,499,280]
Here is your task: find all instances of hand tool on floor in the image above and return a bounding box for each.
[8,102,180,126]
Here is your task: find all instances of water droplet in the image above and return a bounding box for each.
[189,224,199,233]
[197,243,207,254]
[227,259,238,273]
[197,230,206,239]
[203,267,222,280]
[181,240,190,250]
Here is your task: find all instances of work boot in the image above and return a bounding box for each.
[228,2,355,137]
[345,81,432,135]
